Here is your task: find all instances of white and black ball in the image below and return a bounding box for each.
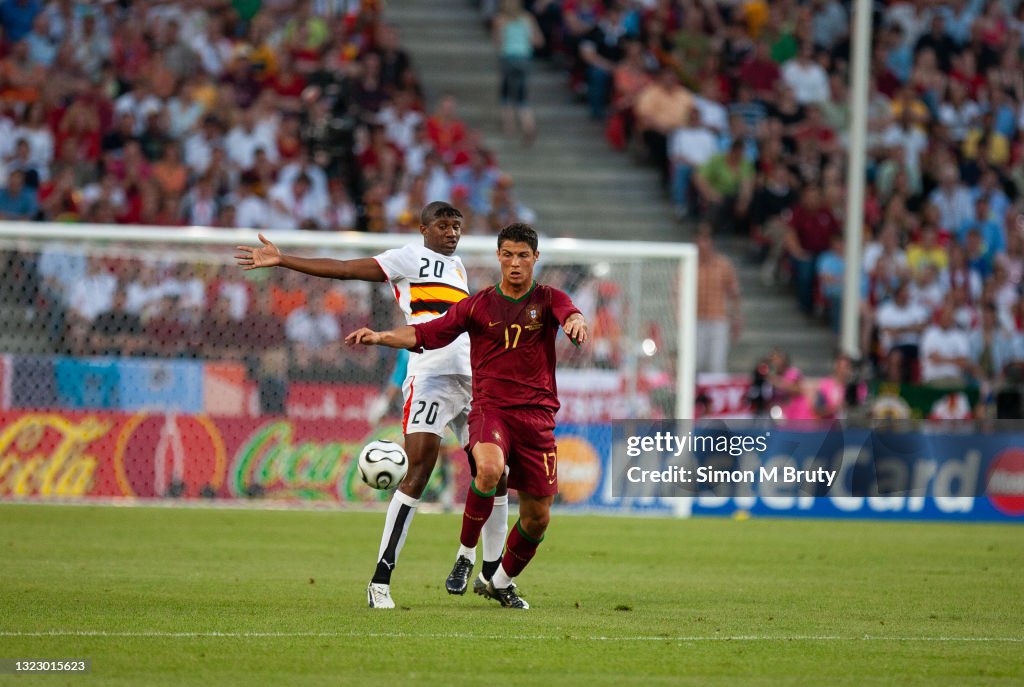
[357,440,409,490]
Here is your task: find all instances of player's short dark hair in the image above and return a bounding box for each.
[421,201,463,225]
[498,223,538,252]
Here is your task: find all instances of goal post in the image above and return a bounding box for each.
[0,221,697,420]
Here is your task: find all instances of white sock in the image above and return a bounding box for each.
[377,490,419,567]
[482,494,508,562]
[491,563,513,589]
[457,543,476,564]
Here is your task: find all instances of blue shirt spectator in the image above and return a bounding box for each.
[964,228,996,279]
[886,39,913,83]
[24,16,56,67]
[0,0,41,42]
[450,150,499,215]
[940,0,983,45]
[957,198,1005,255]
[970,173,1011,226]
[0,171,38,219]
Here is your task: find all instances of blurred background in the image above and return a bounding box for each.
[0,0,1022,510]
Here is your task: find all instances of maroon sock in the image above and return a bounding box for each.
[459,483,495,548]
[500,520,543,578]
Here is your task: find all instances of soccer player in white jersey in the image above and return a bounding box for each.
[235,201,509,608]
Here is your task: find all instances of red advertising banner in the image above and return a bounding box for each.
[0,410,465,503]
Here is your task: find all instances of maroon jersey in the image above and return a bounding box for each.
[412,282,581,413]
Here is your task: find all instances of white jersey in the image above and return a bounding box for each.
[374,243,472,377]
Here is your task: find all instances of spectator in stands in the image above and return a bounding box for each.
[0,169,37,219]
[668,107,717,219]
[143,293,192,358]
[945,241,983,301]
[687,69,724,130]
[606,38,653,148]
[998,227,1023,286]
[451,146,500,216]
[199,294,246,361]
[426,94,467,163]
[751,163,798,283]
[881,109,928,192]
[3,137,44,187]
[730,82,769,136]
[226,107,278,172]
[906,224,948,275]
[973,169,1011,225]
[152,144,188,199]
[693,139,755,236]
[784,184,840,315]
[929,167,974,233]
[286,289,342,380]
[739,41,780,100]
[938,79,981,143]
[38,166,78,221]
[876,281,931,383]
[90,286,145,357]
[65,255,117,355]
[0,38,45,106]
[810,353,861,420]
[634,66,692,185]
[125,263,166,321]
[695,226,742,374]
[920,302,972,386]
[0,0,40,43]
[970,302,1019,385]
[268,172,327,231]
[909,263,947,313]
[493,0,543,145]
[965,226,996,279]
[182,173,220,227]
[762,348,807,419]
[486,174,535,232]
[988,261,1019,323]
[578,4,628,121]
[816,234,846,331]
[962,110,1010,169]
[781,42,830,105]
[957,196,1006,255]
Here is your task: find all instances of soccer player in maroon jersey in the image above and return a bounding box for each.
[346,223,588,609]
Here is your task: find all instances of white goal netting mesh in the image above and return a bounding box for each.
[0,226,694,505]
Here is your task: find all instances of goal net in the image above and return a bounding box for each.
[0,223,695,505]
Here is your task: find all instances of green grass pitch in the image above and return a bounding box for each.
[1,503,1021,686]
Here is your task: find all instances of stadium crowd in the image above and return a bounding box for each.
[489,0,1024,398]
[0,0,552,382]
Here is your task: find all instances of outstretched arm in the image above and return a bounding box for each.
[345,326,417,349]
[235,233,387,282]
[562,312,589,346]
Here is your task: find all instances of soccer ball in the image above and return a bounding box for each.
[358,440,408,490]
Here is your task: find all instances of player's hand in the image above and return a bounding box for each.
[345,327,382,346]
[563,314,588,346]
[235,233,282,270]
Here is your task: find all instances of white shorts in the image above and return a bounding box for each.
[402,374,471,444]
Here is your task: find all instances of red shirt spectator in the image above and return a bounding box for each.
[426,95,467,161]
[739,43,780,98]
[788,186,840,255]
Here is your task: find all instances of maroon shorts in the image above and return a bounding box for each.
[467,405,558,497]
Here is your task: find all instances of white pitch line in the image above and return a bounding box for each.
[1,631,1021,642]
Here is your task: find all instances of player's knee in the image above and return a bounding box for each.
[520,511,550,539]
[474,461,503,491]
